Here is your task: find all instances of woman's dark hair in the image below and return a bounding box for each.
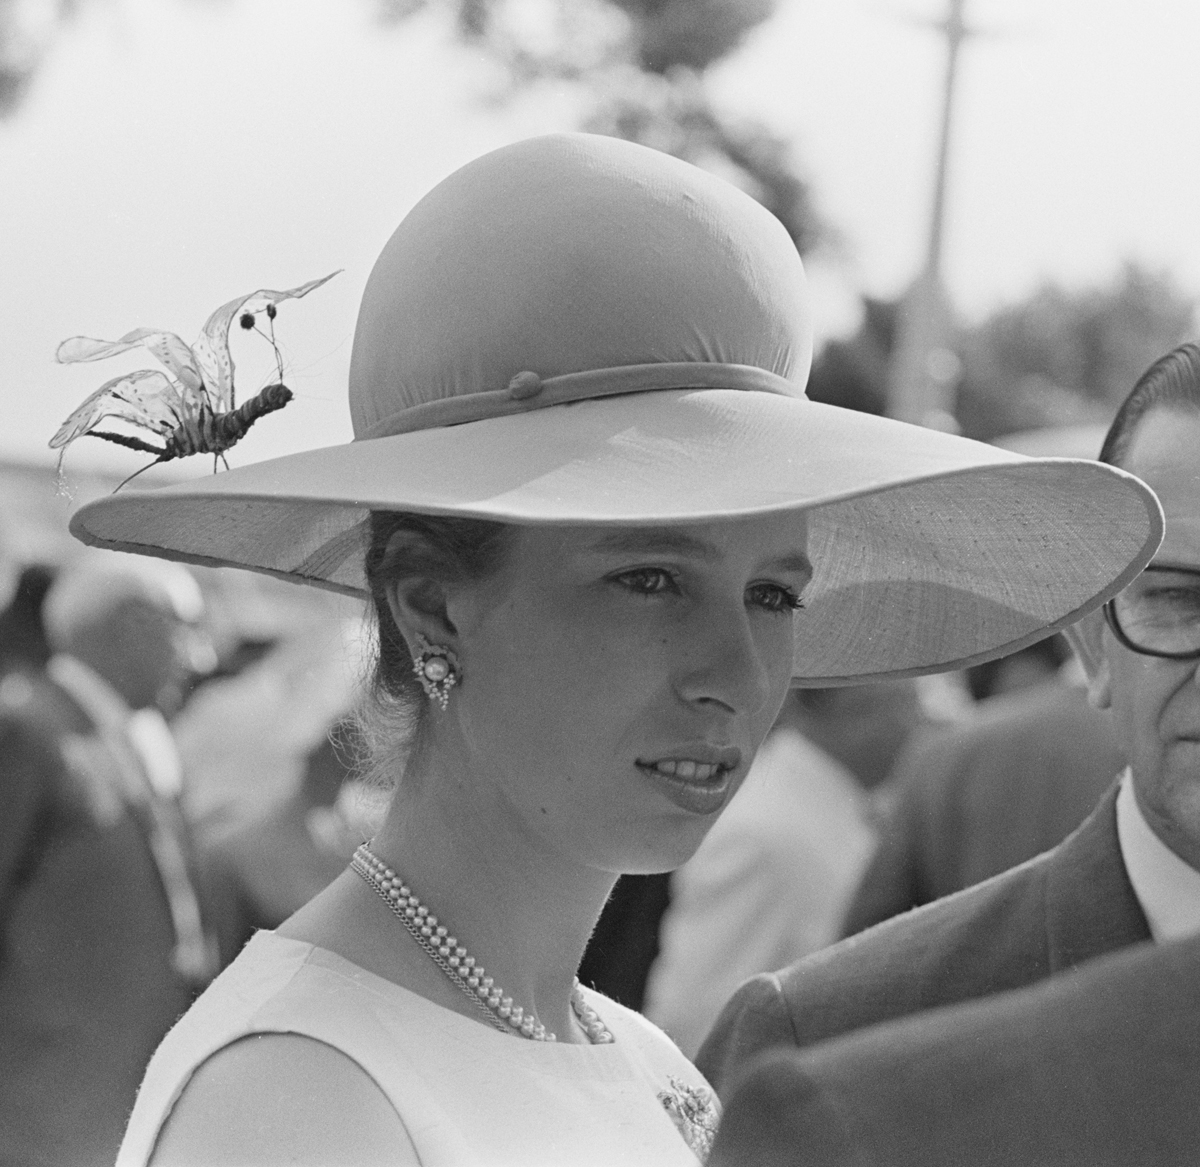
[356,511,514,788]
[1099,342,1200,469]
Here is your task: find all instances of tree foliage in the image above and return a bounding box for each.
[957,263,1196,439]
[607,0,776,74]
[5,0,821,251]
[378,0,775,76]
[0,0,77,117]
[376,0,823,252]
[806,298,897,417]
[807,264,1197,439]
[583,67,820,252]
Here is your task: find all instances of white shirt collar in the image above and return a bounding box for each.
[1115,768,1200,943]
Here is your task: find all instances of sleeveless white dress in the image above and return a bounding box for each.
[117,932,719,1166]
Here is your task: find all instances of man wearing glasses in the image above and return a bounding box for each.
[1079,399,1200,941]
[699,343,1200,1095]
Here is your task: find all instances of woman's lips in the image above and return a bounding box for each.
[637,751,741,815]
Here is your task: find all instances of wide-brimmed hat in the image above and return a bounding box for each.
[70,133,1162,685]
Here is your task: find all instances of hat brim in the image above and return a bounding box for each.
[69,390,1162,685]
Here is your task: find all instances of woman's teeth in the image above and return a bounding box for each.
[650,759,724,781]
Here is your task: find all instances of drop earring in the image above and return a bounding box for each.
[412,633,461,710]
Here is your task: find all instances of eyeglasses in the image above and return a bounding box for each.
[1105,565,1200,660]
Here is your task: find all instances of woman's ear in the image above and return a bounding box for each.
[384,574,457,652]
[1063,610,1112,710]
[378,531,459,653]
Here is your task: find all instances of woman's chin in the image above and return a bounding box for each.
[599,823,721,876]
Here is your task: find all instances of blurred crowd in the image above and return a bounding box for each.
[0,497,1116,1164]
[0,528,375,1165]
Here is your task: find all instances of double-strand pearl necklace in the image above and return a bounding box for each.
[352,844,614,1044]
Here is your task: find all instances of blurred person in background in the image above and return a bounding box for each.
[0,563,56,678]
[0,553,227,1167]
[170,582,364,832]
[575,868,674,1012]
[644,680,925,1057]
[960,627,1070,702]
[698,341,1200,1098]
[842,639,1122,936]
[204,720,376,951]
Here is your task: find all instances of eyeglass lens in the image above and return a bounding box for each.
[1112,566,1200,656]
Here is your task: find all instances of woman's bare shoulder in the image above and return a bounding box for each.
[148,1032,419,1167]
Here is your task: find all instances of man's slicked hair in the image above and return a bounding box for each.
[1099,342,1200,468]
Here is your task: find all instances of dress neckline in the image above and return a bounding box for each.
[250,931,626,1058]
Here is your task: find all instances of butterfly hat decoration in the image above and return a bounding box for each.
[51,271,339,487]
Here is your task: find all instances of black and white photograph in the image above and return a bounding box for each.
[2,1,1199,1163]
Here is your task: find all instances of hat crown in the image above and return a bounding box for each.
[348,133,812,439]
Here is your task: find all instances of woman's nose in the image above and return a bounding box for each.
[675,607,774,717]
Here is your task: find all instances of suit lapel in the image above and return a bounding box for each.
[1043,781,1151,972]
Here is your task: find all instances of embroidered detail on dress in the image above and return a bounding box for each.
[658,1075,720,1161]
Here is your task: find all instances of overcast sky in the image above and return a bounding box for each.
[4,0,1199,478]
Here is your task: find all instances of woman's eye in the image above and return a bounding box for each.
[611,567,680,596]
[747,582,804,614]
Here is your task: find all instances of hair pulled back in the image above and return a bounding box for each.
[356,510,514,788]
[1100,342,1200,468]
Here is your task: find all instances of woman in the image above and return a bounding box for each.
[72,134,1160,1165]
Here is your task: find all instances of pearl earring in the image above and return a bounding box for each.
[412,633,461,710]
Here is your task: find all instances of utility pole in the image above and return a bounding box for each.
[886,0,970,428]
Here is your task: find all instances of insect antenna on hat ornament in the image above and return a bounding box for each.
[51,271,340,490]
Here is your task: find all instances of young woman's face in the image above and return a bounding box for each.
[443,512,811,873]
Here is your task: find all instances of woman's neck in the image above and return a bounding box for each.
[363,742,619,1042]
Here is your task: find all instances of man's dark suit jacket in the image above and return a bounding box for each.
[842,682,1122,935]
[708,930,1200,1167]
[697,782,1150,1093]
[0,671,227,1167]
